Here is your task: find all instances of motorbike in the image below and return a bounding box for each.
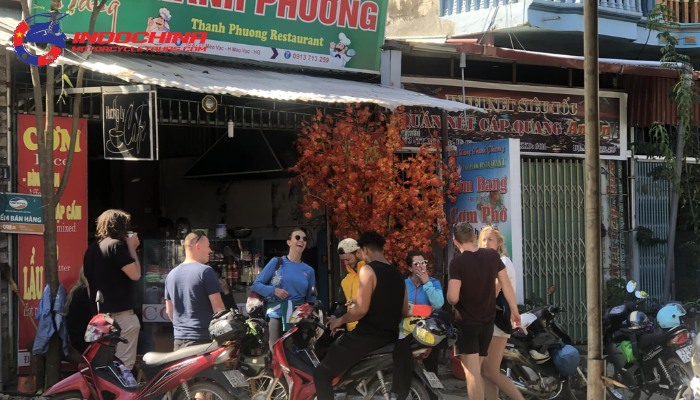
[251,302,448,400]
[603,281,693,400]
[500,303,587,400]
[44,291,258,400]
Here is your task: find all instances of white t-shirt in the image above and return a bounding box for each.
[501,255,516,296]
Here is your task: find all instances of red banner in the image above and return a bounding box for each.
[16,114,88,371]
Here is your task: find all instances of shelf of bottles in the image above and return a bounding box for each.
[206,239,264,293]
[140,238,263,323]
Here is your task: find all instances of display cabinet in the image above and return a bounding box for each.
[141,238,264,323]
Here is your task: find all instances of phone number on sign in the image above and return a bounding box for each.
[292,53,330,63]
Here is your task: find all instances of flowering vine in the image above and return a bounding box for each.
[290,105,459,271]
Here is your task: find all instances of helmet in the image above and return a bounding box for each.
[246,296,266,319]
[627,311,650,330]
[239,347,271,377]
[84,314,121,343]
[551,345,581,376]
[657,303,686,329]
[209,310,247,344]
[529,349,551,364]
[412,317,447,347]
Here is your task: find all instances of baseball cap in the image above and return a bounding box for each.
[337,238,359,255]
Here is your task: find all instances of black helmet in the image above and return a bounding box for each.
[627,311,650,330]
[209,310,247,344]
[239,348,271,377]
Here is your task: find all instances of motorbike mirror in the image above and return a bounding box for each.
[547,285,556,296]
[626,280,637,293]
[95,290,104,314]
[635,290,649,299]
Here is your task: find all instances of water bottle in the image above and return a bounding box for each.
[115,361,137,387]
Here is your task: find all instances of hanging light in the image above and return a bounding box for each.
[201,95,217,113]
[227,120,234,138]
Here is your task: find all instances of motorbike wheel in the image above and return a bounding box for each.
[364,376,431,400]
[247,374,288,400]
[604,361,640,400]
[174,381,231,400]
[666,358,693,388]
[48,391,84,400]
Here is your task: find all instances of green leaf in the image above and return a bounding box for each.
[62,74,74,88]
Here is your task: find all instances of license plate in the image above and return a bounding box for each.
[423,370,444,389]
[223,369,249,387]
[676,345,692,364]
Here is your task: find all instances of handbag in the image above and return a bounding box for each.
[494,290,513,334]
[245,257,283,318]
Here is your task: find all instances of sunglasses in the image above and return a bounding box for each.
[291,234,308,242]
[412,260,428,267]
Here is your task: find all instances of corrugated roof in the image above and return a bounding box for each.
[58,52,482,111]
[0,15,481,112]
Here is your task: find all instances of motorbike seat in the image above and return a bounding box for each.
[141,342,218,367]
[366,343,395,356]
[637,330,666,349]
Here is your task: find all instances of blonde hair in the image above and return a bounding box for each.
[478,226,508,257]
[65,267,89,311]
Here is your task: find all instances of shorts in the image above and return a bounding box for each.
[493,324,511,338]
[454,321,495,356]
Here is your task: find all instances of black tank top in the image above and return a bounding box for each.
[353,260,404,340]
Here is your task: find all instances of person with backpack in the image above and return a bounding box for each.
[251,227,317,350]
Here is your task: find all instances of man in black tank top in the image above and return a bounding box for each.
[313,231,408,400]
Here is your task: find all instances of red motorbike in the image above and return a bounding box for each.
[44,291,256,400]
[252,303,448,400]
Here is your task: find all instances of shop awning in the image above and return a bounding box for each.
[56,52,479,111]
[0,13,476,111]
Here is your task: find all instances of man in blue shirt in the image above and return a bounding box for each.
[164,231,225,350]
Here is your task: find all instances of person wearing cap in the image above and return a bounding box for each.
[315,231,409,400]
[335,238,365,332]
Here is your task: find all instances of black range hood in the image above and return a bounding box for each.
[185,129,298,181]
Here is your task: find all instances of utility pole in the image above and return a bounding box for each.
[584,0,604,397]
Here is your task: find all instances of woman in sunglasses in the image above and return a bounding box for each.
[403,250,444,372]
[251,227,317,350]
[478,226,524,400]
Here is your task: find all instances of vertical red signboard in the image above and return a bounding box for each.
[16,115,88,372]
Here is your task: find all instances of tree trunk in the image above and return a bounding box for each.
[19,0,106,389]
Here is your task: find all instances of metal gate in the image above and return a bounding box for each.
[634,160,669,301]
[521,158,587,342]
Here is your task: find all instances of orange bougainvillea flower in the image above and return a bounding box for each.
[290,105,460,272]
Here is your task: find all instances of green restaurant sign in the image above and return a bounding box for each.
[32,0,388,73]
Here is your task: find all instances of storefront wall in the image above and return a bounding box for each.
[402,80,631,342]
[0,45,12,388]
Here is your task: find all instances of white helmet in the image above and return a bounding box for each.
[529,349,551,364]
[518,312,538,335]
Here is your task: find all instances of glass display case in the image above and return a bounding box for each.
[141,238,264,324]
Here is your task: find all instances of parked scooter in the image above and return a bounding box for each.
[44,291,255,400]
[252,302,448,400]
[604,281,693,400]
[501,302,587,400]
